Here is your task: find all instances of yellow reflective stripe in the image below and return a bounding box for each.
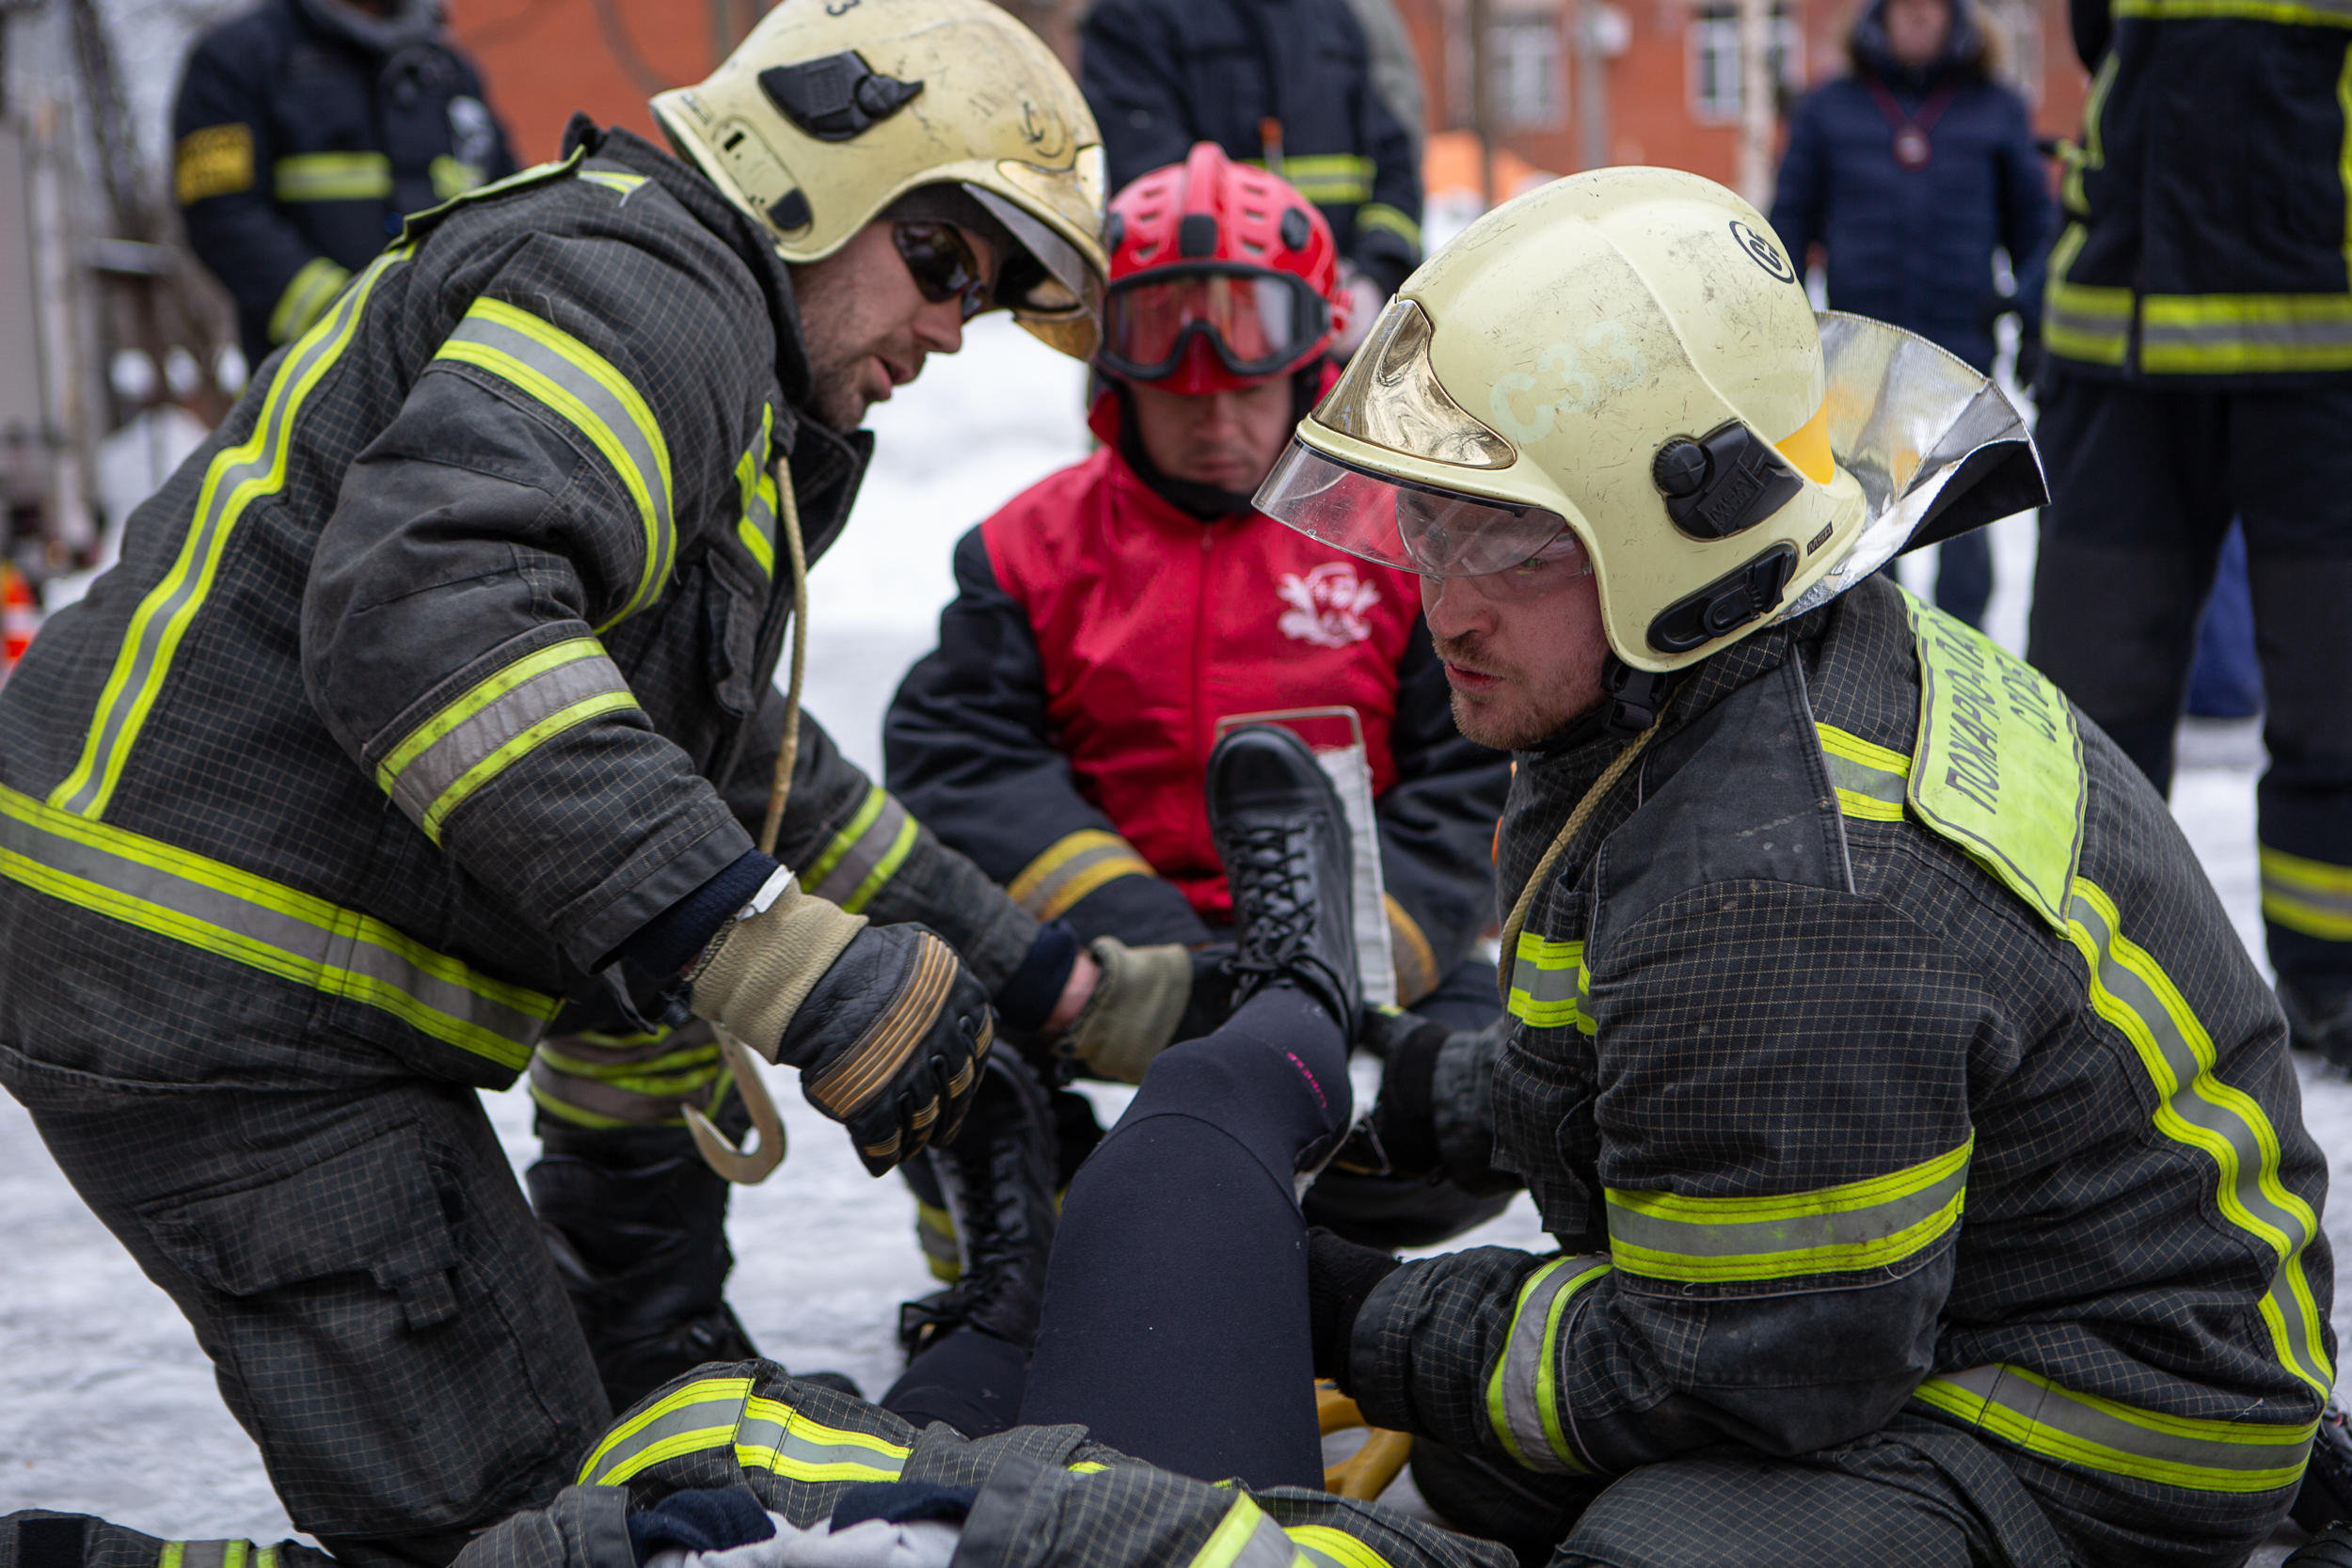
[800,785,919,912]
[2066,877,2332,1394]
[274,151,391,201]
[2139,293,2352,373]
[1250,153,1375,203]
[1485,1255,1610,1473]
[2061,54,2118,215]
[52,250,405,819]
[1913,1364,2315,1492]
[159,1545,183,1568]
[1189,1496,1304,1568]
[1505,930,1590,1034]
[2044,224,2133,368]
[266,256,351,346]
[2117,0,2352,19]
[374,638,639,846]
[428,155,485,201]
[735,404,778,578]
[1007,829,1157,920]
[1605,1136,1971,1285]
[1817,722,1910,821]
[0,781,554,1069]
[1357,202,1422,249]
[526,1081,633,1129]
[256,1550,277,1568]
[581,169,649,196]
[421,690,639,844]
[579,1375,754,1484]
[1286,1525,1397,1568]
[734,1394,911,1482]
[434,296,675,628]
[2260,846,2352,940]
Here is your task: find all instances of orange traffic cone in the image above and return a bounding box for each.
[1,562,37,684]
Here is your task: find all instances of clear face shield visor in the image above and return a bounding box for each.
[1255,440,1594,593]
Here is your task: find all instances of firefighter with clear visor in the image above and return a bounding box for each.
[1261,166,2334,1567]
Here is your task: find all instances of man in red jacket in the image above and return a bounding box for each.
[883,145,1514,1287]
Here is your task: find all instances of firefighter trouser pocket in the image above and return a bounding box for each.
[0,1053,610,1542]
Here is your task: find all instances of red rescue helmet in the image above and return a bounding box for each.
[1099,142,1351,395]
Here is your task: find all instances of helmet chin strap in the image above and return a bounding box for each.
[1601,656,1679,741]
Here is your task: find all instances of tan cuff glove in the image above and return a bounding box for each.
[685,876,866,1062]
[1062,935,1196,1083]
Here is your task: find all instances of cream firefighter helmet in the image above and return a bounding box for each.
[651,0,1109,358]
[1256,166,2042,673]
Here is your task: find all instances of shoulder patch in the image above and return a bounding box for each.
[176,124,254,204]
[1901,588,2084,931]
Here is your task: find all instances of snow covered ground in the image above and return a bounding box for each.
[2,317,2341,1565]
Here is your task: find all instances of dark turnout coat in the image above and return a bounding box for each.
[1350,577,2331,1567]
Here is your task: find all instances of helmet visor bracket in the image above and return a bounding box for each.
[1100,263,1331,383]
[1256,438,1587,580]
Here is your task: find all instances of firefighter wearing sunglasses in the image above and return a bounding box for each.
[884,143,1516,1292]
[0,0,1234,1553]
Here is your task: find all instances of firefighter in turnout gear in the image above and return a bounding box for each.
[173,0,519,372]
[2028,0,2352,1068]
[1260,168,2333,1567]
[0,0,1152,1557]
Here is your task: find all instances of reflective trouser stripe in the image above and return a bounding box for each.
[914,1196,961,1281]
[528,1027,727,1128]
[1357,202,1422,249]
[1505,930,1590,1033]
[1485,1254,1611,1473]
[2260,845,2352,940]
[428,155,484,200]
[273,151,390,201]
[267,256,350,346]
[0,782,552,1069]
[1007,829,1156,921]
[51,249,405,819]
[1605,1136,1971,1285]
[2117,0,2352,22]
[434,297,675,628]
[579,1377,910,1487]
[735,404,778,578]
[1191,1496,1308,1568]
[1286,1525,1398,1568]
[2043,224,2134,368]
[1817,722,1910,821]
[373,635,641,845]
[2067,877,2334,1394]
[800,785,918,913]
[1387,892,1438,1004]
[1913,1364,2316,1492]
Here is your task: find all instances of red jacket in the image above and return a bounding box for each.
[884,440,1510,998]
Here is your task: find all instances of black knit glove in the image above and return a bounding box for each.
[1308,1226,1401,1390]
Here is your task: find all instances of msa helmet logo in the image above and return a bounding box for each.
[1278,562,1379,648]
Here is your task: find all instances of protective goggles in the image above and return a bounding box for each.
[1256,439,1593,592]
[1100,264,1329,382]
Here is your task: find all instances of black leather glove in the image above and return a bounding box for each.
[1362,1010,1450,1178]
[1308,1226,1401,1389]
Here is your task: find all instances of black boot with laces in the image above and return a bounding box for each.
[1205,723,1362,1039]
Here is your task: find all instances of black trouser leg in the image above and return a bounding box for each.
[1017,987,1349,1489]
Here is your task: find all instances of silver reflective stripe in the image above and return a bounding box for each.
[1506,934,1586,1031]
[382,641,637,838]
[1488,1254,1609,1474]
[578,1380,749,1485]
[1914,1364,2316,1493]
[54,251,403,818]
[1823,751,1905,808]
[1230,1515,1302,1568]
[2068,884,2332,1394]
[733,1397,910,1481]
[0,784,552,1069]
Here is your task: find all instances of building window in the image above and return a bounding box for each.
[1489,15,1565,130]
[1688,7,1803,123]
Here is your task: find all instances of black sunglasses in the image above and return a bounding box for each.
[892,221,992,322]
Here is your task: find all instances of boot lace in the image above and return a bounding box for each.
[1226,821,1316,992]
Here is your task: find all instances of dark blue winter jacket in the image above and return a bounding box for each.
[1767,0,2050,372]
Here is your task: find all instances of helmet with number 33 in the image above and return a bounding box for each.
[1255,166,2042,672]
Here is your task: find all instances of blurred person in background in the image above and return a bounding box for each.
[882,146,1514,1334]
[1079,0,1423,353]
[172,0,518,373]
[1768,0,2050,630]
[2028,0,2352,1068]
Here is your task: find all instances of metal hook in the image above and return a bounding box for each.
[686,1026,787,1184]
